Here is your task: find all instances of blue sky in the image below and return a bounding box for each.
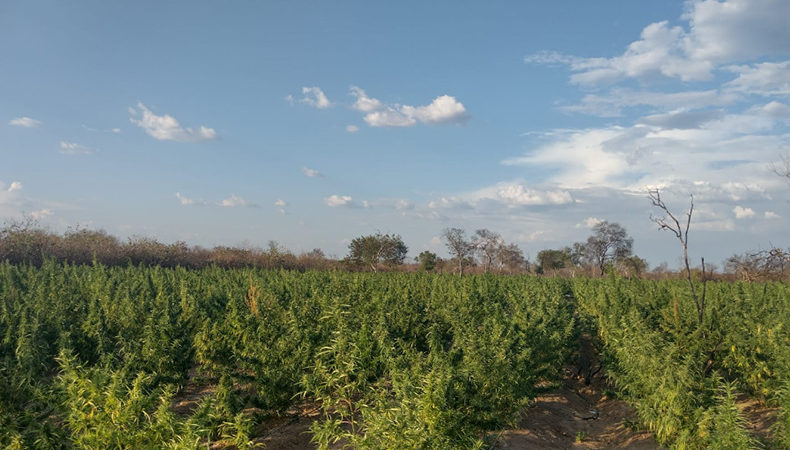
[2,0,789,267]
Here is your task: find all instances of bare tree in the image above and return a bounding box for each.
[495,242,526,274]
[771,153,790,182]
[725,250,788,281]
[648,189,707,325]
[472,228,502,273]
[442,227,474,275]
[769,153,790,264]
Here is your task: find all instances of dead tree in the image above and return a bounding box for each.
[648,189,707,325]
[772,153,790,182]
[442,228,474,275]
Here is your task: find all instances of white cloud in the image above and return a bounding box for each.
[505,127,630,189]
[350,86,468,127]
[577,217,603,228]
[639,109,727,129]
[324,195,353,207]
[8,117,41,128]
[476,182,574,206]
[175,192,198,206]
[30,208,53,220]
[733,205,756,219]
[346,125,359,133]
[428,182,574,214]
[363,108,416,127]
[507,101,790,193]
[129,102,217,142]
[0,181,26,219]
[394,199,413,210]
[59,141,96,155]
[725,61,790,96]
[350,86,383,112]
[83,125,122,133]
[765,211,780,219]
[564,88,736,117]
[400,95,468,124]
[302,166,324,178]
[290,86,331,109]
[516,230,549,243]
[274,199,287,207]
[682,0,790,63]
[219,195,252,207]
[363,198,415,210]
[527,0,790,85]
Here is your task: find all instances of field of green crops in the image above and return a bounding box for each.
[1,261,788,449]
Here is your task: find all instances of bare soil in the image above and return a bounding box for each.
[495,370,657,449]
[173,339,779,449]
[496,333,659,449]
[738,395,780,447]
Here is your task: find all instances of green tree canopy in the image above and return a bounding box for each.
[346,233,408,272]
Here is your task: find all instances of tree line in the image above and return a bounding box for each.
[1,213,785,280]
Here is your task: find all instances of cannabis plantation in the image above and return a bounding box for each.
[0,261,788,448]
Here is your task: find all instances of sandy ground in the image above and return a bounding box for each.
[173,337,778,449]
[495,370,657,449]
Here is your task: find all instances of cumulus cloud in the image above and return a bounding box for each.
[401,95,469,125]
[527,0,790,85]
[288,86,331,109]
[476,183,574,206]
[363,109,416,127]
[507,100,790,193]
[349,86,468,127]
[59,141,96,155]
[302,166,324,178]
[129,102,217,142]
[428,182,574,213]
[725,61,790,96]
[346,125,359,133]
[765,211,780,219]
[324,195,353,207]
[219,195,254,208]
[577,217,603,228]
[0,181,26,218]
[733,205,756,219]
[8,117,41,128]
[350,86,383,112]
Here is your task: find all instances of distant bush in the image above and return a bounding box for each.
[0,220,337,270]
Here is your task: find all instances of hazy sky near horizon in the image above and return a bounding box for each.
[2,0,790,267]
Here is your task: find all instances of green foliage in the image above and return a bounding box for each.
[345,233,408,271]
[56,351,202,449]
[417,250,438,272]
[573,277,790,449]
[0,260,787,448]
[536,248,572,273]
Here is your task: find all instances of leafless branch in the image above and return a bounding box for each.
[647,188,706,325]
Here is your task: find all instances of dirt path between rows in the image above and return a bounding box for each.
[495,371,657,449]
[253,333,661,449]
[496,333,659,449]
